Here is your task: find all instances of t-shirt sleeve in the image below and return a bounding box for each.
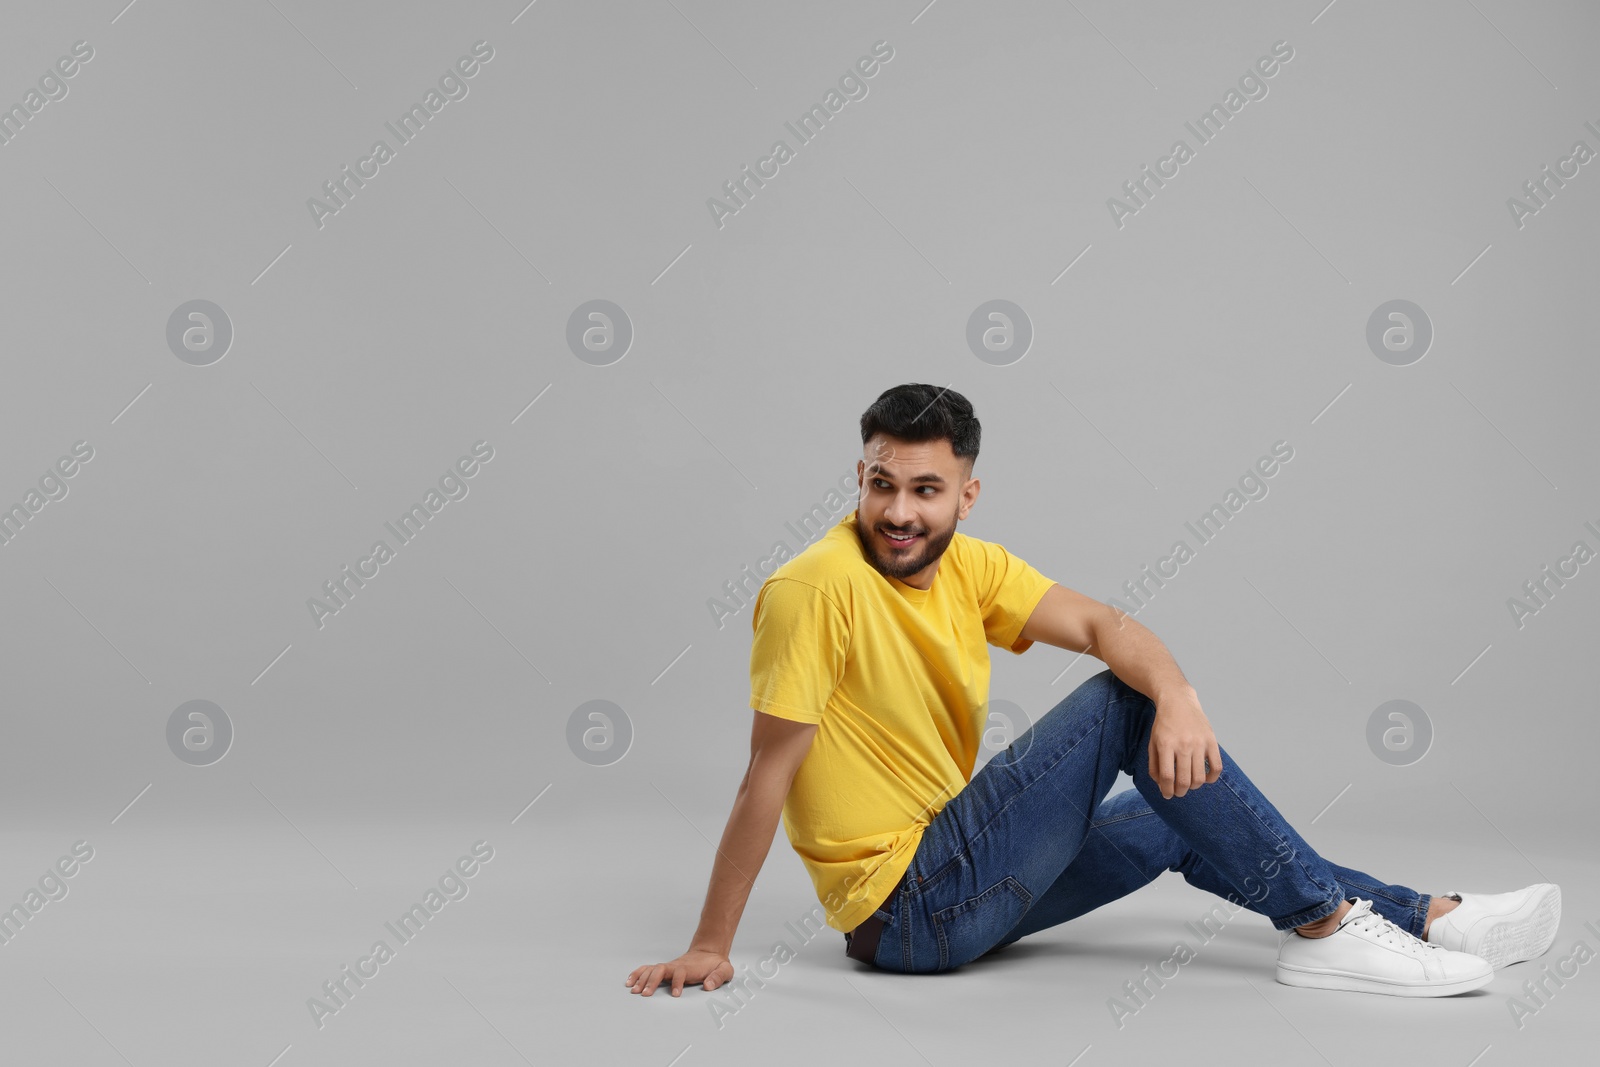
[748,578,849,724]
[968,537,1057,655]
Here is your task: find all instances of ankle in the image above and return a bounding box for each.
[1295,899,1352,939]
[1423,893,1461,941]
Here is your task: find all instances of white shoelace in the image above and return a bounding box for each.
[1343,900,1443,956]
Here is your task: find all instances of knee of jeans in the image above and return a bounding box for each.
[1104,812,1189,876]
[1075,668,1128,715]
[1097,670,1155,751]
[1106,671,1153,714]
[1167,841,1204,878]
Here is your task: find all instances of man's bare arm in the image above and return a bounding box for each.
[626,710,818,997]
[688,712,818,954]
[1018,584,1188,701]
[1018,583,1221,798]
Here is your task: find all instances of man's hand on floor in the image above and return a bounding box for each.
[626,948,734,997]
[1148,688,1223,799]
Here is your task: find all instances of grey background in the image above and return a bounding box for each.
[1,0,1596,1063]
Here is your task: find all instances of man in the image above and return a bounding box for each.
[626,383,1560,998]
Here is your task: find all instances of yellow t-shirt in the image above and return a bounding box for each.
[748,506,1057,933]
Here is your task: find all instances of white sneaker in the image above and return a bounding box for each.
[1276,898,1493,997]
[1425,883,1561,969]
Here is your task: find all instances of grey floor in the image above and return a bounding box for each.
[1,1,1595,1064]
[4,814,1592,1065]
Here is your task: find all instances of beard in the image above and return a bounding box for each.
[855,510,958,581]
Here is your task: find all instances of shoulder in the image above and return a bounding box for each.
[764,514,864,595]
[948,529,988,571]
[951,528,1026,566]
[763,553,854,615]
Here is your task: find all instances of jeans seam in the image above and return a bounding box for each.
[902,876,915,979]
[1090,808,1151,829]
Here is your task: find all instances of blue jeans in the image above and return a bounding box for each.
[853,669,1431,973]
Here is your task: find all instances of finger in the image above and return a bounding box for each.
[1152,748,1177,796]
[1152,744,1174,799]
[1189,751,1206,793]
[642,964,663,996]
[672,966,685,997]
[1173,748,1192,796]
[1206,740,1223,783]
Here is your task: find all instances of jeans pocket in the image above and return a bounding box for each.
[930,876,1032,971]
[870,909,899,971]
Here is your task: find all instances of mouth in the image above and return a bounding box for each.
[881,529,921,548]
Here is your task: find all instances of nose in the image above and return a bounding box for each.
[884,493,915,528]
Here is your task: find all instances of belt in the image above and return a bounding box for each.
[844,867,912,965]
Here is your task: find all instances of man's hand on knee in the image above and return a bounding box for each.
[1148,689,1224,799]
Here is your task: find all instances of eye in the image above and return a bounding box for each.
[870,479,936,494]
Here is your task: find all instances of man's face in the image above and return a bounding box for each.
[854,433,978,587]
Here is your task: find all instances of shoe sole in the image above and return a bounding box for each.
[1464,883,1562,969]
[1275,962,1493,997]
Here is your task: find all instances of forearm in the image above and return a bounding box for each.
[688,773,787,956]
[1091,607,1194,704]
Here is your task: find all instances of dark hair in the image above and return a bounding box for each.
[859,383,980,472]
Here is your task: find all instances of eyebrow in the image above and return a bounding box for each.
[865,467,946,485]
